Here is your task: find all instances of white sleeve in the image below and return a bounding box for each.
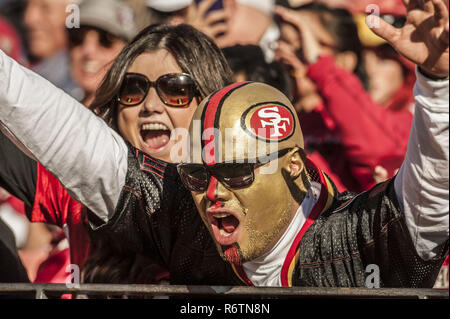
[394,68,449,261]
[0,49,128,223]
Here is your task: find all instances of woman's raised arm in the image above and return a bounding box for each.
[0,49,128,223]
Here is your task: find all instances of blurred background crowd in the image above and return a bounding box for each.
[0,0,448,291]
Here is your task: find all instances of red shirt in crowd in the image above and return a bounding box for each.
[300,55,413,192]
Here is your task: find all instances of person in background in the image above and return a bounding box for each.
[0,16,28,251]
[0,16,24,63]
[23,0,81,98]
[353,4,416,113]
[215,0,278,61]
[68,0,137,106]
[145,0,229,42]
[124,0,153,31]
[222,44,292,98]
[146,0,279,61]
[274,3,413,192]
[0,16,40,288]
[352,0,449,288]
[222,43,347,192]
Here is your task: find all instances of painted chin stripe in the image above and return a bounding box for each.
[224,244,243,267]
[201,82,252,166]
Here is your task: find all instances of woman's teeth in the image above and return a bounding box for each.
[83,61,100,74]
[142,123,170,131]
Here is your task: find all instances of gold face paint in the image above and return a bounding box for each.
[191,157,298,264]
[186,82,308,265]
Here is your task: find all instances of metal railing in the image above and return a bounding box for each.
[0,284,448,299]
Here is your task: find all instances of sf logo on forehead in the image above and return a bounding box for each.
[241,102,295,142]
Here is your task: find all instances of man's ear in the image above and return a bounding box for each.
[335,51,358,73]
[285,149,305,180]
[283,148,310,204]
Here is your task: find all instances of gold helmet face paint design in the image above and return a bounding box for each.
[241,102,296,143]
[185,82,308,266]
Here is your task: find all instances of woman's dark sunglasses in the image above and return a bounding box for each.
[68,26,118,48]
[117,72,198,107]
[177,149,292,192]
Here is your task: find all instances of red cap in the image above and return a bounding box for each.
[346,0,406,16]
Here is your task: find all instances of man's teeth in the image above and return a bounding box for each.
[219,229,232,237]
[141,123,170,131]
[214,213,230,219]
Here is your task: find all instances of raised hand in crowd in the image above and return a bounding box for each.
[371,0,449,79]
[274,5,324,113]
[184,0,232,44]
[275,5,323,64]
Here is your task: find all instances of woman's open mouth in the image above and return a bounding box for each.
[207,208,241,246]
[140,123,172,153]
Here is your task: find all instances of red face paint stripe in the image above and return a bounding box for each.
[206,176,218,202]
[280,158,331,287]
[201,82,251,166]
[211,201,223,210]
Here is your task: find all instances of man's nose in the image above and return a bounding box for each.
[206,176,232,202]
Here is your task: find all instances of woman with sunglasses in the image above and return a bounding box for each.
[0,23,239,285]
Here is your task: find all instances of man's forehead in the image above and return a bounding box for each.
[188,122,284,164]
[188,81,303,163]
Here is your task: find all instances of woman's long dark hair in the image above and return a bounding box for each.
[90,23,233,132]
[81,24,232,289]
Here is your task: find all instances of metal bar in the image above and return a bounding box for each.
[0,284,447,299]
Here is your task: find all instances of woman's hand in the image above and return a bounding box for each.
[370,0,449,79]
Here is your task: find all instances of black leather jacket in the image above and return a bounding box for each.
[93,143,448,287]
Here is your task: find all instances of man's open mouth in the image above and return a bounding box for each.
[207,208,241,246]
[140,122,171,152]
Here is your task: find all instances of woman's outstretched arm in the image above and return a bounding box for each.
[0,49,128,223]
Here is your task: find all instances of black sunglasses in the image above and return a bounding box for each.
[117,72,198,107]
[177,148,292,192]
[68,26,118,49]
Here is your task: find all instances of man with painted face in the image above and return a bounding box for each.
[179,82,337,285]
[178,76,448,286]
[177,0,450,286]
